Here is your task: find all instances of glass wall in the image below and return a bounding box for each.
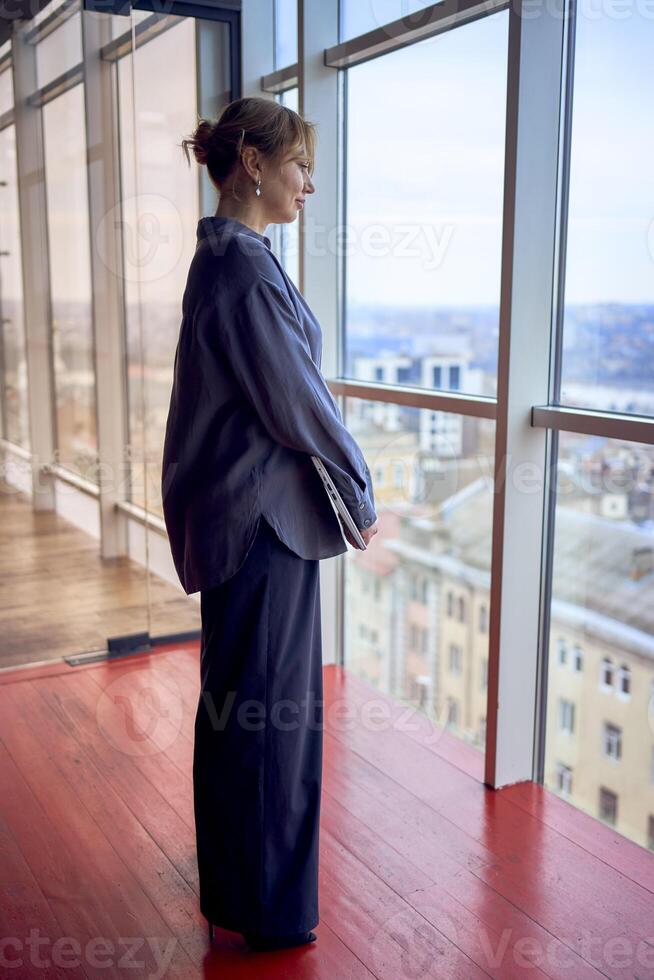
[42,84,98,481]
[36,11,82,88]
[124,11,232,639]
[0,9,146,670]
[0,56,13,113]
[559,12,654,417]
[0,3,235,668]
[117,15,199,516]
[274,0,297,68]
[343,11,508,397]
[343,397,495,756]
[545,433,654,848]
[340,0,439,43]
[541,8,654,851]
[1,0,652,857]
[0,124,29,449]
[277,86,300,287]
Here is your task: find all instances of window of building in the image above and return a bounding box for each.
[599,787,618,827]
[617,665,631,698]
[603,722,622,761]
[555,763,573,797]
[558,699,575,735]
[449,644,462,675]
[447,697,459,726]
[600,658,614,691]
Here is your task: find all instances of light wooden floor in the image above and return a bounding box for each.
[0,480,199,669]
[1,648,653,978]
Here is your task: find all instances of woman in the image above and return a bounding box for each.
[161,97,378,953]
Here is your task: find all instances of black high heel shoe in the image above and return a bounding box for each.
[208,920,317,951]
[243,930,317,952]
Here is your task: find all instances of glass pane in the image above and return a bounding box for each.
[117,16,198,517]
[341,0,446,44]
[278,86,300,287]
[110,8,151,41]
[0,124,30,449]
[545,432,654,849]
[42,85,97,481]
[0,11,152,670]
[274,0,297,68]
[124,12,233,642]
[560,15,654,416]
[0,64,13,115]
[343,12,508,397]
[36,12,82,89]
[343,396,495,770]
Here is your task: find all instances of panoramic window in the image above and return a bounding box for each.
[0,124,30,449]
[559,13,654,416]
[343,397,495,759]
[42,85,97,480]
[544,432,654,847]
[343,12,508,397]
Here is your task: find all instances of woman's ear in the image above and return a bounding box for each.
[241,145,260,182]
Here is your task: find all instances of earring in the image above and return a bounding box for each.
[255,175,262,197]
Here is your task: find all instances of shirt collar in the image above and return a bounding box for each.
[196,215,272,250]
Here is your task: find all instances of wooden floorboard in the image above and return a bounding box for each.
[0,480,199,668]
[0,646,653,978]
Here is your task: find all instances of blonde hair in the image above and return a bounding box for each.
[180,96,316,200]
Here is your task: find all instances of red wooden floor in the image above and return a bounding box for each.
[1,644,653,979]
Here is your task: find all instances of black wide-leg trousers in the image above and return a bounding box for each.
[193,515,323,937]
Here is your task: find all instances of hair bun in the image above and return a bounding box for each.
[182,118,215,167]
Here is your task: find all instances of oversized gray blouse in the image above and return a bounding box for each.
[161,215,377,595]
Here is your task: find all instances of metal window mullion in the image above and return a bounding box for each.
[486,0,568,789]
[327,378,497,418]
[299,0,342,668]
[11,22,56,510]
[532,405,654,445]
[325,0,509,70]
[80,8,129,558]
[23,0,80,47]
[261,62,298,92]
[100,14,184,63]
[28,63,84,107]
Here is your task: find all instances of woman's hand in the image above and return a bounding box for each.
[339,516,379,549]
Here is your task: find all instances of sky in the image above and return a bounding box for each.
[339,3,654,307]
[1,2,652,311]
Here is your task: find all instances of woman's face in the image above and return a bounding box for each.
[265,145,315,223]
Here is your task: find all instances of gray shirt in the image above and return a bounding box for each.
[161,215,377,594]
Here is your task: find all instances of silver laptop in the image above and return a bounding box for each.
[311,455,367,550]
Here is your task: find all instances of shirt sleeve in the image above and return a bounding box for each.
[212,272,377,532]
